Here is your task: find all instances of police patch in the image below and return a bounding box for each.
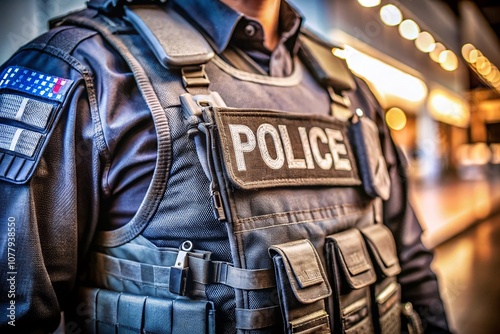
[213,108,361,189]
[0,66,75,184]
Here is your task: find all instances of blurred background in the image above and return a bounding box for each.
[1,0,499,333]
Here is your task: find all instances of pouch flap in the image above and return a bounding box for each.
[327,229,376,289]
[360,224,401,277]
[269,239,331,304]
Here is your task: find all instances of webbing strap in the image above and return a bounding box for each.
[92,252,276,291]
[209,261,276,290]
[235,306,280,330]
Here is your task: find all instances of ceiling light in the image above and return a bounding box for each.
[380,4,402,26]
[429,42,446,62]
[439,50,458,71]
[357,0,381,8]
[461,43,476,62]
[415,31,436,53]
[398,19,420,40]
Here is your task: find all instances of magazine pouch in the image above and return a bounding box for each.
[326,228,377,333]
[269,239,331,333]
[360,224,402,334]
[76,286,216,334]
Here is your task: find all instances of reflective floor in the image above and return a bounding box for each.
[432,214,500,334]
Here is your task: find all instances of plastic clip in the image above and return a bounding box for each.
[169,240,193,296]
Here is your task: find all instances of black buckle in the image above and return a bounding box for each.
[182,65,210,88]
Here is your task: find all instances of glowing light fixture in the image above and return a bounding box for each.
[415,31,435,53]
[341,45,427,104]
[461,43,476,62]
[385,107,407,130]
[476,56,490,74]
[477,57,492,76]
[357,0,381,7]
[332,48,347,59]
[428,89,469,127]
[398,19,420,40]
[429,42,445,62]
[380,4,402,26]
[468,49,482,64]
[439,50,458,71]
[486,67,498,82]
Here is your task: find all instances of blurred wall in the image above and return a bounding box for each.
[0,0,86,64]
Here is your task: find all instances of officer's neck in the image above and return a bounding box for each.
[221,0,281,51]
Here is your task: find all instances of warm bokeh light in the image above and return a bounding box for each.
[398,19,420,40]
[428,89,469,127]
[486,67,498,82]
[429,42,446,62]
[332,48,346,59]
[385,107,407,130]
[468,49,481,63]
[357,0,381,7]
[439,50,458,71]
[461,43,476,63]
[380,4,403,26]
[415,31,436,53]
[477,57,492,76]
[341,45,428,104]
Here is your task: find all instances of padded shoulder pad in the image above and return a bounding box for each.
[299,29,356,92]
[124,5,214,68]
[0,66,75,184]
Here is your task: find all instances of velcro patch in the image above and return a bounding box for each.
[214,108,361,189]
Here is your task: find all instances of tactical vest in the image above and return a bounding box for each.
[56,3,405,333]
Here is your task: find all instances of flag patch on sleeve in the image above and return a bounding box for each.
[0,66,75,184]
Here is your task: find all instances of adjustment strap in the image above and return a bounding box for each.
[92,252,275,293]
[235,306,280,330]
[210,261,276,290]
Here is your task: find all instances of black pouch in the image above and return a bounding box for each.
[360,224,402,334]
[75,286,216,334]
[269,239,332,334]
[326,228,377,334]
[348,114,391,200]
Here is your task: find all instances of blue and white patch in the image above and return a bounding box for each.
[0,66,74,102]
[0,66,74,184]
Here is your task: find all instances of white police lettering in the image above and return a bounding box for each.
[326,128,352,171]
[229,123,352,172]
[298,127,315,169]
[229,124,256,171]
[279,125,307,169]
[309,127,333,170]
[257,123,285,170]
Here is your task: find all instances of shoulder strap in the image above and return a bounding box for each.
[123,5,214,68]
[298,29,357,120]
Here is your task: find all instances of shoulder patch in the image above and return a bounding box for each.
[0,66,75,184]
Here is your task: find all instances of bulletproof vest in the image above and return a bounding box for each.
[58,3,403,333]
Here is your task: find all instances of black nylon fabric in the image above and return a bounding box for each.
[99,23,379,333]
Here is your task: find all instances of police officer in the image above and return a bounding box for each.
[0,0,450,333]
